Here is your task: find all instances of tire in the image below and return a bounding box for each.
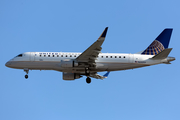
[25,75,28,79]
[86,77,91,84]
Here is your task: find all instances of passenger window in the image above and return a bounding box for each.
[53,55,55,57]
[48,55,50,57]
[70,55,72,57]
[66,55,67,57]
[106,56,108,58]
[119,56,121,58]
[110,56,112,58]
[115,56,117,58]
[57,55,59,57]
[61,55,63,57]
[44,55,46,57]
[74,55,76,57]
[40,55,42,57]
[124,56,126,58]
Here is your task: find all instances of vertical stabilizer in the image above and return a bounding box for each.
[141,29,173,55]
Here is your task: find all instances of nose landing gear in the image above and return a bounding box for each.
[24,68,29,79]
[86,77,91,84]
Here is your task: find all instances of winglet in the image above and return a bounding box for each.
[98,27,108,39]
[103,71,110,78]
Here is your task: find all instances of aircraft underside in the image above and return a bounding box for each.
[8,61,150,72]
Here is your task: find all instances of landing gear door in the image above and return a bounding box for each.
[30,52,35,61]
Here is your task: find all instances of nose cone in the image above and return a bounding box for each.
[5,61,11,67]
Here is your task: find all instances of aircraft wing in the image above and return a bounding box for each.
[90,71,110,80]
[76,27,108,64]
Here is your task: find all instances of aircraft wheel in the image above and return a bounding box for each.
[25,75,28,79]
[86,77,91,84]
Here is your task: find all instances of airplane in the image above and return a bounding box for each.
[5,27,175,84]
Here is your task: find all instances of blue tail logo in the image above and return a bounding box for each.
[141,29,173,55]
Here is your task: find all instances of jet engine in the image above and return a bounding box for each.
[60,59,78,68]
[63,72,82,80]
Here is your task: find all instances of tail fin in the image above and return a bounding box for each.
[141,29,173,55]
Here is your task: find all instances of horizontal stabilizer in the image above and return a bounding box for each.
[151,48,172,59]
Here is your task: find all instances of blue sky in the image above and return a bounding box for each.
[1,0,180,120]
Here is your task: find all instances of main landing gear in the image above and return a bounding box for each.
[24,68,29,79]
[85,67,91,84]
[25,74,28,79]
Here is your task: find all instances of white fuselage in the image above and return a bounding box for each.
[5,28,175,83]
[6,52,171,73]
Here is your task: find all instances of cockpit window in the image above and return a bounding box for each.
[16,54,23,57]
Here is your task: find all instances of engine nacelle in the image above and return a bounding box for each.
[60,59,78,68]
[63,72,82,80]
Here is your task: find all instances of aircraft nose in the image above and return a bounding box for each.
[5,61,11,67]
